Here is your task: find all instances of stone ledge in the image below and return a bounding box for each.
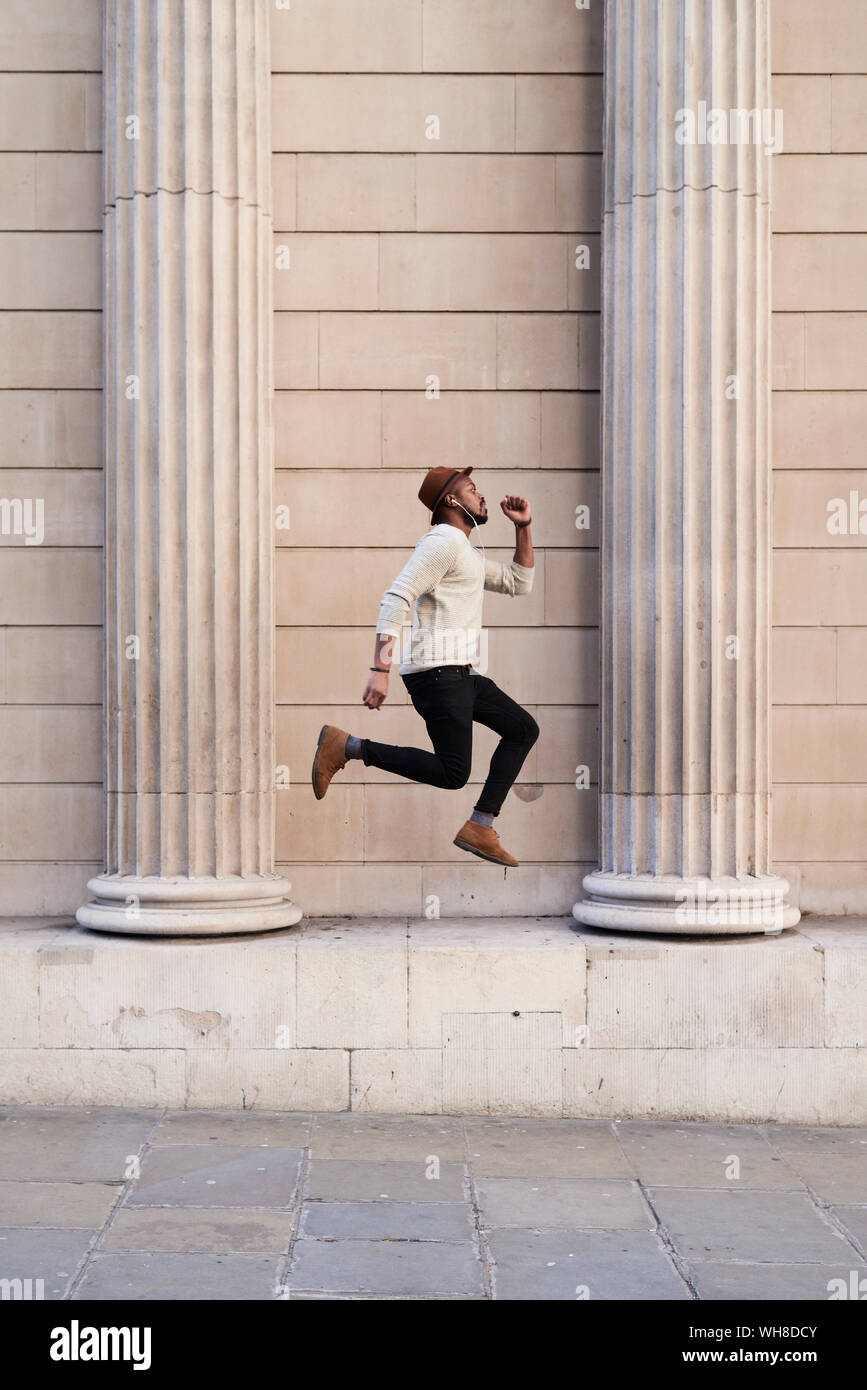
[0,915,864,1121]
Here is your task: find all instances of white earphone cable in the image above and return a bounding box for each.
[452,500,486,567]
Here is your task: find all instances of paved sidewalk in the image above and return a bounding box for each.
[0,1107,864,1300]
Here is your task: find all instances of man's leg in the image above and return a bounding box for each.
[362,668,473,789]
[469,674,539,816]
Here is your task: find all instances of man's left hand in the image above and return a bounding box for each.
[500,494,531,526]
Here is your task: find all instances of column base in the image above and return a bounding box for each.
[573,871,800,935]
[76,874,302,937]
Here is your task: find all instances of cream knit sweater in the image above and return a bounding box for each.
[376,523,534,675]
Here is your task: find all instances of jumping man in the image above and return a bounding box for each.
[311,465,539,867]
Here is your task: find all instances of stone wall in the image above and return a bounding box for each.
[0,1,103,914]
[0,1,863,919]
[770,0,867,914]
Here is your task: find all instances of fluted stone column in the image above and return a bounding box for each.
[77,0,301,934]
[574,0,799,934]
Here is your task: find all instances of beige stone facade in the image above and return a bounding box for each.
[0,1,864,922]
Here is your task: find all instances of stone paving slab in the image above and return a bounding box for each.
[686,1261,867,1300]
[301,1200,474,1241]
[764,1127,867,1203]
[832,1206,867,1247]
[615,1121,807,1190]
[0,1181,120,1227]
[0,1227,95,1299]
[286,1237,483,1296]
[102,1207,294,1254]
[126,1145,302,1209]
[73,1252,283,1300]
[648,1188,864,1264]
[488,1228,690,1300]
[310,1113,465,1161]
[306,1158,466,1202]
[476,1176,651,1229]
[465,1117,632,1178]
[0,1107,157,1181]
[150,1111,311,1148]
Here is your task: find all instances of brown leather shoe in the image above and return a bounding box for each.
[453,819,519,867]
[312,725,350,800]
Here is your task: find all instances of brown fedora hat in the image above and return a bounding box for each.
[418,465,473,515]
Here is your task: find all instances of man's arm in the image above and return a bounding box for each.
[363,531,457,710]
[484,494,534,595]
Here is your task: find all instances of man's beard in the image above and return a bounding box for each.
[473,509,488,525]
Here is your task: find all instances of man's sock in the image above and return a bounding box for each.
[344,735,362,760]
[470,809,494,828]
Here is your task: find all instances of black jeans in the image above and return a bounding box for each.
[361,664,539,816]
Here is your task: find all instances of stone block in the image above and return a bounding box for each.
[0,784,102,858]
[272,232,379,311]
[318,310,497,389]
[515,76,603,152]
[773,0,867,73]
[541,390,600,467]
[772,77,830,154]
[422,0,602,73]
[35,155,102,230]
[0,1049,185,1107]
[773,706,867,782]
[774,784,867,861]
[805,313,867,388]
[349,1048,443,1112]
[185,1050,349,1111]
[0,153,35,228]
[772,390,867,469]
[773,156,867,232]
[279,862,423,918]
[407,918,585,1047]
[382,389,541,469]
[837,628,867,702]
[272,0,422,72]
[273,312,318,389]
[0,310,100,388]
[563,1048,866,1123]
[771,312,805,389]
[497,312,580,389]
[773,550,867,625]
[0,0,102,70]
[774,468,867,547]
[0,467,102,546]
[420,863,589,917]
[0,945,38,1045]
[581,932,824,1048]
[773,235,867,312]
[296,154,414,230]
[274,389,381,469]
[0,706,100,781]
[272,75,514,152]
[295,920,408,1048]
[272,153,296,229]
[0,74,100,151]
[276,783,364,863]
[831,76,867,152]
[544,548,599,625]
[4,625,102,701]
[771,627,837,704]
[380,233,585,311]
[38,933,298,1050]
